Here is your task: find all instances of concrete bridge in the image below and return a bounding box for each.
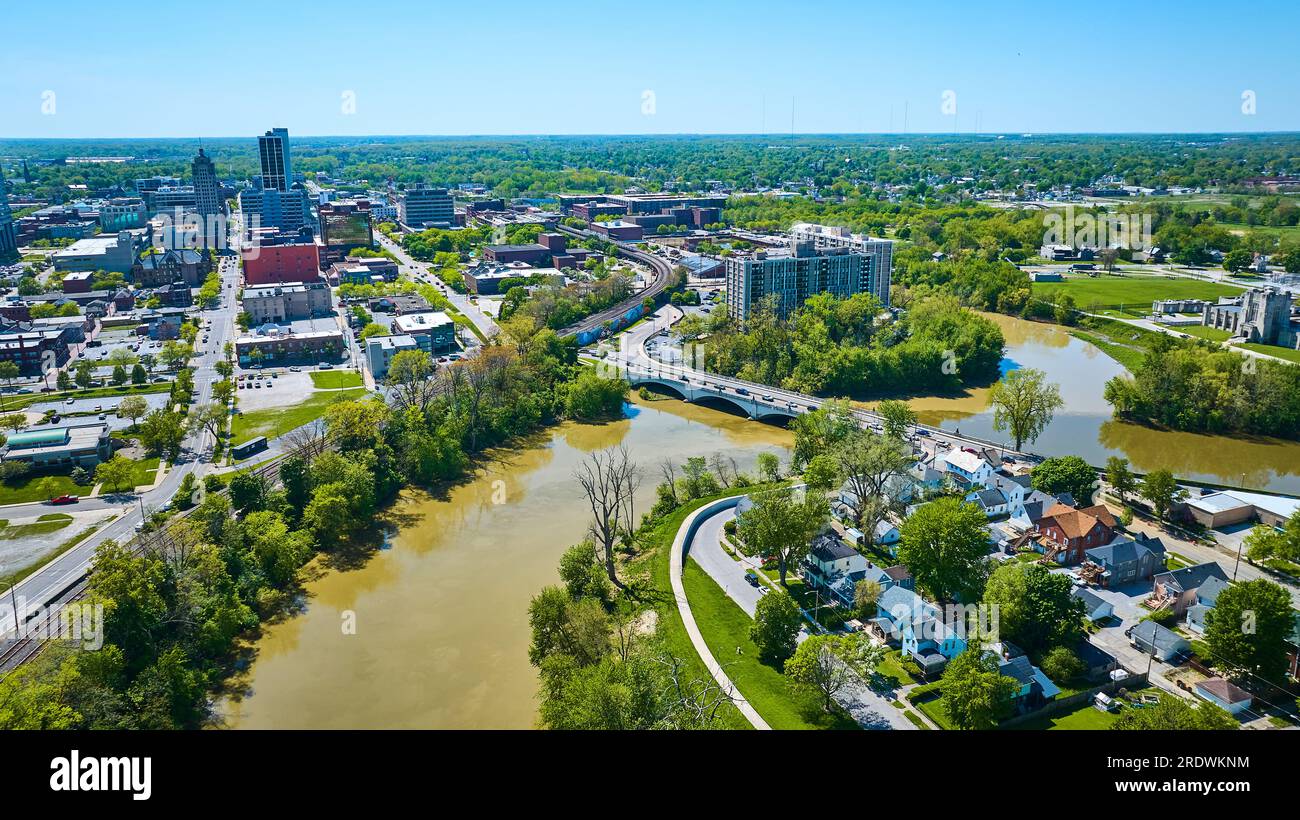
[626,368,803,422]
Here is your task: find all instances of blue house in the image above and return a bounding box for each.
[1186,575,1230,635]
[874,585,967,676]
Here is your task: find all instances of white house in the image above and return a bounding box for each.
[1194,678,1252,716]
[939,448,995,487]
[1072,586,1114,622]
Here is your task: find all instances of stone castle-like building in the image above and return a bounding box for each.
[1202,286,1300,349]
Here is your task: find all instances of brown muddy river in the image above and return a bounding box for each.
[219,396,791,729]
[871,313,1300,494]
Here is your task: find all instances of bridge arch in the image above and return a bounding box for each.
[634,380,688,401]
[691,394,755,419]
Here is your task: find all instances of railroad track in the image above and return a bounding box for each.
[0,435,334,677]
[554,225,675,339]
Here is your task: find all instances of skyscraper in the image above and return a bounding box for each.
[0,165,17,263]
[257,128,292,192]
[192,148,221,218]
[790,223,894,307]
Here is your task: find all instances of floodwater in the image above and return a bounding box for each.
[218,396,790,729]
[888,313,1300,494]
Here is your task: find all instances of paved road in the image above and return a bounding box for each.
[1,249,241,636]
[685,505,914,730]
[373,232,499,339]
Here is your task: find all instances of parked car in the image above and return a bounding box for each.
[49,495,79,505]
[744,572,761,588]
[318,362,333,369]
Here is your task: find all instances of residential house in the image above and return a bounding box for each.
[1084,532,1167,587]
[966,487,1010,518]
[1072,586,1114,622]
[803,534,910,609]
[874,585,967,676]
[1129,620,1191,662]
[939,448,995,488]
[1185,575,1230,635]
[1036,502,1118,564]
[1074,640,1120,681]
[1193,678,1252,716]
[873,519,901,551]
[1150,562,1230,618]
[995,652,1062,713]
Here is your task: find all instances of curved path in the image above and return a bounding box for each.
[670,495,770,730]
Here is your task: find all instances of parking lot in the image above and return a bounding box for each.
[235,369,318,412]
[21,392,172,431]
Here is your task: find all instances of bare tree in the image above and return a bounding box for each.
[658,459,679,506]
[282,417,329,460]
[576,445,639,589]
[709,452,733,488]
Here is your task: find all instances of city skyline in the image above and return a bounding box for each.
[2,0,1299,138]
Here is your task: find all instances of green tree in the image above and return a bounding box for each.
[785,634,882,713]
[137,410,186,460]
[36,475,63,501]
[527,586,610,667]
[94,455,135,494]
[875,399,917,441]
[735,488,827,585]
[897,496,990,603]
[1222,249,1253,273]
[988,367,1064,451]
[1140,469,1186,521]
[982,562,1086,655]
[1114,695,1237,730]
[116,395,149,431]
[228,471,269,512]
[111,364,127,385]
[557,542,611,603]
[940,648,1017,729]
[74,360,94,389]
[1106,456,1136,504]
[756,452,781,484]
[1204,579,1294,682]
[1039,646,1084,683]
[1031,455,1098,504]
[130,363,147,385]
[750,588,802,664]
[802,454,840,495]
[854,578,883,618]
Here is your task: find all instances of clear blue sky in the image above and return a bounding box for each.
[3,0,1297,138]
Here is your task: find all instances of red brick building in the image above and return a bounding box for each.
[242,242,321,286]
[1036,503,1117,564]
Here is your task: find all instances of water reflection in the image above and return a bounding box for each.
[220,395,791,729]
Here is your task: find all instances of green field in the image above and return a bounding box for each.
[1235,342,1300,364]
[1033,275,1245,317]
[1216,222,1300,241]
[681,557,857,730]
[0,474,95,505]
[230,388,369,445]
[309,370,364,389]
[1179,325,1232,342]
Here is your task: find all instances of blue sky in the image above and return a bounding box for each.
[2,0,1297,137]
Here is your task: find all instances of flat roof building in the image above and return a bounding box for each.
[51,231,137,273]
[725,241,869,321]
[790,223,894,306]
[392,310,455,353]
[242,281,333,324]
[366,333,420,379]
[399,184,453,229]
[0,422,112,469]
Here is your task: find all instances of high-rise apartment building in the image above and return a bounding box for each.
[258,128,292,192]
[398,183,453,228]
[724,242,868,321]
[789,222,894,306]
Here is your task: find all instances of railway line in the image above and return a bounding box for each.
[554,224,675,340]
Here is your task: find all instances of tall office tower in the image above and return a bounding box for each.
[398,183,454,228]
[192,148,221,218]
[724,242,867,322]
[192,148,222,247]
[258,127,292,192]
[0,165,17,263]
[790,222,895,306]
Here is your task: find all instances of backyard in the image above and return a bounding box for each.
[1033,275,1245,318]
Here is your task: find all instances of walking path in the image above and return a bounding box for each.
[677,500,913,730]
[669,497,770,730]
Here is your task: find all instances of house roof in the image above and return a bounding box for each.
[1197,575,1230,606]
[1071,586,1109,612]
[1130,620,1188,655]
[1041,504,1114,540]
[944,449,990,475]
[971,488,1008,508]
[1153,562,1229,595]
[883,565,911,582]
[810,535,859,563]
[998,654,1037,685]
[1086,535,1157,569]
[1195,677,1252,705]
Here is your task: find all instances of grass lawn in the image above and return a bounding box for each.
[681,557,858,730]
[1179,325,1232,342]
[309,370,364,389]
[875,649,918,689]
[122,457,160,489]
[0,474,94,505]
[914,693,958,730]
[1009,702,1120,730]
[0,513,73,540]
[0,521,106,587]
[230,387,369,445]
[1033,276,1245,317]
[1235,342,1300,364]
[632,495,754,730]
